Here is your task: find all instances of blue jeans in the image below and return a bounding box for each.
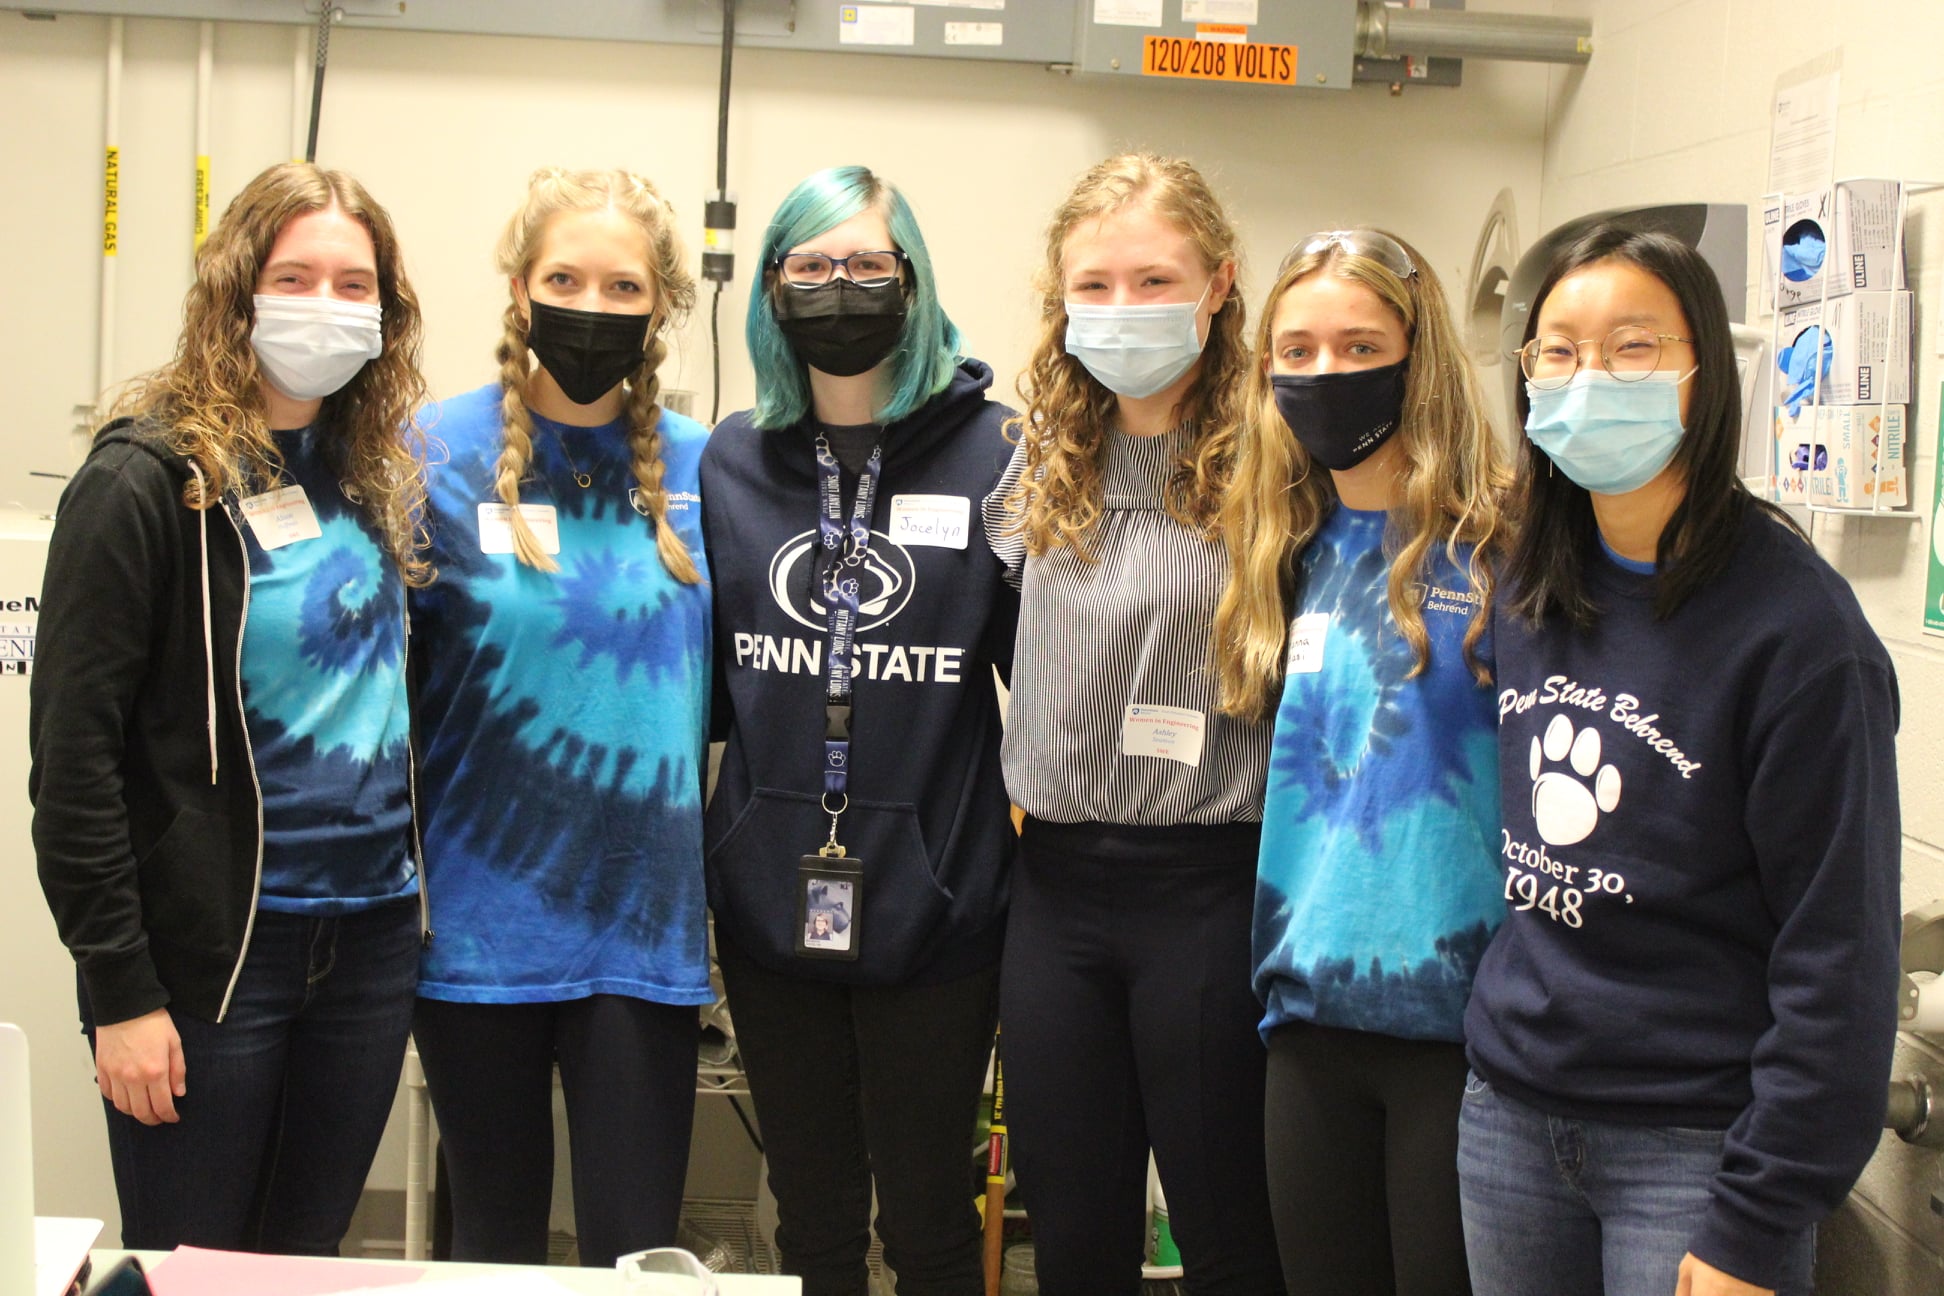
[1456,1072,1813,1296]
[85,901,421,1253]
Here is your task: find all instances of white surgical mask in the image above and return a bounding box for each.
[1063,280,1213,399]
[251,294,383,401]
[1524,369,1690,496]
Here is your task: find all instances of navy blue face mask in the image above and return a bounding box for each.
[1270,360,1408,472]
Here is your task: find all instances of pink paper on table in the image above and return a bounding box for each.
[148,1245,424,1296]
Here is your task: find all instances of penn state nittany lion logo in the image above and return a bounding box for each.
[767,529,917,632]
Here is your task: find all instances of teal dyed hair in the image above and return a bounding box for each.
[746,167,962,429]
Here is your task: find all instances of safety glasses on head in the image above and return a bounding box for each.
[1279,229,1418,281]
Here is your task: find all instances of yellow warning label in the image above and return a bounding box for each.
[195,154,210,248]
[103,146,120,256]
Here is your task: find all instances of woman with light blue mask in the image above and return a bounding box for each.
[1459,225,1901,1296]
[982,153,1284,1294]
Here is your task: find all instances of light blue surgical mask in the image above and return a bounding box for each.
[1525,369,1690,495]
[1063,280,1212,399]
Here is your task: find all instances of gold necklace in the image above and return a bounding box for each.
[552,428,592,489]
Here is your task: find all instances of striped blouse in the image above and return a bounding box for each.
[983,427,1272,827]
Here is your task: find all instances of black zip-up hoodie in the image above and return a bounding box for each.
[30,420,426,1026]
[701,360,1018,985]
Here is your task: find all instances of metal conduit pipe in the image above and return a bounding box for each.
[1356,2,1593,66]
[1887,1075,1944,1149]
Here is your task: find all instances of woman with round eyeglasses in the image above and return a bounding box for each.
[1457,224,1900,1296]
[984,153,1284,1294]
[1213,227,1510,1296]
[702,165,1016,1296]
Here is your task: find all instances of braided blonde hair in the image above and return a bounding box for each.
[491,167,699,581]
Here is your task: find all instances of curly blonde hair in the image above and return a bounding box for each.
[491,167,700,582]
[1005,153,1249,557]
[1212,232,1513,720]
[108,161,431,585]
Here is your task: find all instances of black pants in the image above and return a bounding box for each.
[1264,1022,1472,1296]
[716,935,999,1296]
[411,994,699,1267]
[1000,819,1285,1296]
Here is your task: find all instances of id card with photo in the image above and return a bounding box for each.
[797,855,862,961]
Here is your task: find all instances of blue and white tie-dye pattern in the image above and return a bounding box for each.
[411,383,713,1006]
[241,427,415,914]
[1253,506,1502,1043]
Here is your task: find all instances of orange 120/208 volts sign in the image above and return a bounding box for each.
[1140,35,1298,86]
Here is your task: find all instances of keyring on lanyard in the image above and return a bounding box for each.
[820,793,849,857]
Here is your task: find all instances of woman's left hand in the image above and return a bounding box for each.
[1675,1252,1773,1296]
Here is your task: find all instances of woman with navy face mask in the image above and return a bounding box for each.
[702,165,1017,1296]
[1458,225,1900,1296]
[983,153,1284,1295]
[1213,229,1509,1296]
[408,167,712,1268]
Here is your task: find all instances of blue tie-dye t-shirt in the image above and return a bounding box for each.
[241,427,416,914]
[409,383,713,1006]
[1253,505,1502,1043]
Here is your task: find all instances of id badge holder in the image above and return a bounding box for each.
[798,805,862,961]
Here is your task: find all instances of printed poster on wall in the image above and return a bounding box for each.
[1925,383,1944,636]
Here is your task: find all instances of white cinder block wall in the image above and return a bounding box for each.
[1537,1,1944,1286]
[1,9,1552,1242]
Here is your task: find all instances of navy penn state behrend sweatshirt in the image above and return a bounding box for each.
[1465,506,1901,1290]
[701,359,1019,986]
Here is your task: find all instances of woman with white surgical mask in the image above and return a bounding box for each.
[1459,225,1900,1296]
[982,153,1285,1294]
[407,167,712,1268]
[31,162,431,1253]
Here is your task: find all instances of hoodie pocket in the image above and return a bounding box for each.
[136,806,237,950]
[707,788,949,984]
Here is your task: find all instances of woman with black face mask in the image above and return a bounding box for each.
[1210,229,1511,1296]
[406,167,713,1267]
[701,166,1018,1296]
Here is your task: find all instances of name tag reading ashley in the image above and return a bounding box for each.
[1121,703,1206,767]
[477,502,561,556]
[887,494,970,550]
[1285,612,1330,674]
[238,485,322,551]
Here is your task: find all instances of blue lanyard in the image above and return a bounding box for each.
[817,435,881,807]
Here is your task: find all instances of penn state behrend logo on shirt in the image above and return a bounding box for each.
[630,487,701,517]
[766,528,916,631]
[1528,715,1623,847]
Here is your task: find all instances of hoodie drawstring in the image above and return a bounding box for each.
[190,463,219,786]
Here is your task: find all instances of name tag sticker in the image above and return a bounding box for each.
[1286,612,1330,674]
[478,503,561,556]
[887,494,970,550]
[238,485,322,551]
[1121,703,1206,767]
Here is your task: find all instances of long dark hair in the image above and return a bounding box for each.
[1504,225,1798,628]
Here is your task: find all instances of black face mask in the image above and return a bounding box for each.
[773,279,908,378]
[525,300,650,406]
[1271,360,1409,471]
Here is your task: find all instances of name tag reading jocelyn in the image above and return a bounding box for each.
[477,503,561,555]
[1121,703,1206,767]
[887,494,970,550]
[238,485,321,551]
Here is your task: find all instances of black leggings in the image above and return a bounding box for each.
[1264,1022,1472,1296]
[412,994,699,1267]
[1000,818,1285,1296]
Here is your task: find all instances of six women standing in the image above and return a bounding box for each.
[26,151,1901,1296]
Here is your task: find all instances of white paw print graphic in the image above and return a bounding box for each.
[1529,715,1621,846]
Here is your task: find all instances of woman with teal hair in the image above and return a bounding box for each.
[702,165,1018,1295]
